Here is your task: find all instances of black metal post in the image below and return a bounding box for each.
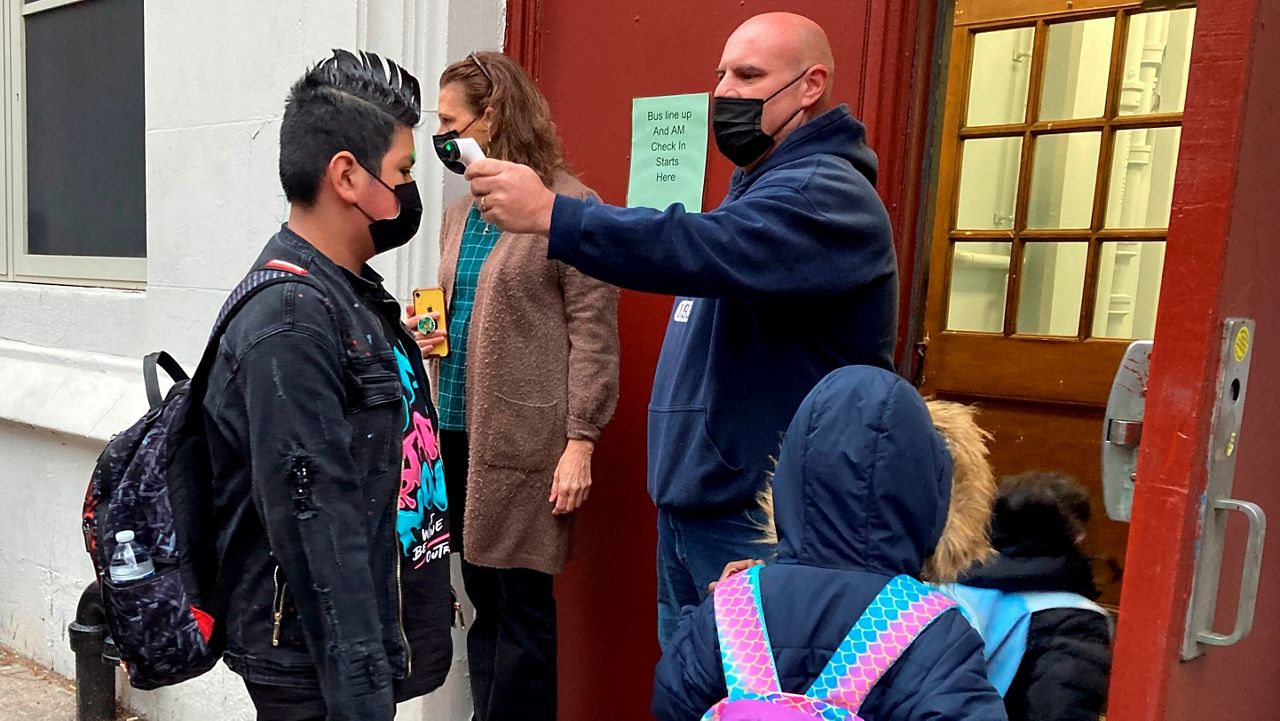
[68,581,116,721]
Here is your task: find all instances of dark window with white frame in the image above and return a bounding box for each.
[4,0,146,286]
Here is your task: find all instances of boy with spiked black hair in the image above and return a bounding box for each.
[204,50,451,720]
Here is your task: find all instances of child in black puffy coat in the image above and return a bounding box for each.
[949,472,1113,721]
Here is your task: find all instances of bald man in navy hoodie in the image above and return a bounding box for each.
[466,12,897,646]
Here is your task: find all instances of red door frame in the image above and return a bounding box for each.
[856,1,946,371]
[1109,0,1280,718]
[505,0,542,81]
[503,2,941,716]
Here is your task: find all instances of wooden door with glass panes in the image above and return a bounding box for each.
[920,1,1197,603]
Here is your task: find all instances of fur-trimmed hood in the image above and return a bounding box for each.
[760,367,995,583]
[921,399,996,581]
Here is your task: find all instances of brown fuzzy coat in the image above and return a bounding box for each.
[758,398,997,582]
[433,173,620,574]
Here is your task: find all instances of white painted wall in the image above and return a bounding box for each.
[0,1,505,719]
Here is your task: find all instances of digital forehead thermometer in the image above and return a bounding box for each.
[440,137,485,173]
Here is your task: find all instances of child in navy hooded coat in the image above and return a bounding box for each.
[652,366,1007,720]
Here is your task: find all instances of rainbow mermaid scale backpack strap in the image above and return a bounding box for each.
[713,564,783,700]
[705,566,845,721]
[805,575,958,713]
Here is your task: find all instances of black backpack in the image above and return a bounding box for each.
[80,261,316,689]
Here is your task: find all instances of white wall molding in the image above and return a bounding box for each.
[0,339,149,444]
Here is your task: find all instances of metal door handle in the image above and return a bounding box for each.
[1182,319,1264,659]
[1196,498,1267,647]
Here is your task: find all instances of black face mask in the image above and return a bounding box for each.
[433,116,479,175]
[712,69,810,168]
[356,168,423,254]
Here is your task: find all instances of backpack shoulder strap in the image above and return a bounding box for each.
[138,262,321,411]
[714,564,783,699]
[806,575,957,712]
[212,262,318,340]
[192,262,323,382]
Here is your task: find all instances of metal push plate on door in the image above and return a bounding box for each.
[1102,341,1153,522]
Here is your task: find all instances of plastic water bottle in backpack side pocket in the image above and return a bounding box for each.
[109,530,155,584]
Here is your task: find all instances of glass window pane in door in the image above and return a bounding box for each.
[1119,9,1197,116]
[1105,127,1183,229]
[966,27,1035,127]
[1039,17,1116,121]
[1028,132,1101,229]
[955,137,1023,230]
[1093,241,1165,340]
[1016,242,1089,336]
[947,242,1013,333]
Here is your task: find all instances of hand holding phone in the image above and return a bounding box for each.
[410,288,450,358]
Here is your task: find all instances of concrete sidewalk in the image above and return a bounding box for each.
[0,645,77,720]
[0,645,139,721]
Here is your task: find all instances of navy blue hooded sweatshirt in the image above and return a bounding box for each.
[548,105,897,512]
[652,366,1007,720]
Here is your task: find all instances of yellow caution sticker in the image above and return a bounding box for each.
[1234,326,1251,363]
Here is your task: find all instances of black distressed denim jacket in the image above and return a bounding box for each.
[204,227,416,720]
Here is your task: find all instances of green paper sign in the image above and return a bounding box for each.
[626,92,709,212]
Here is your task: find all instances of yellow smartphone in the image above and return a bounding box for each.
[412,287,450,358]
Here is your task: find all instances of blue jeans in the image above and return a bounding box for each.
[657,506,775,648]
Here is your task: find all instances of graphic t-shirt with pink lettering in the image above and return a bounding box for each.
[387,332,454,700]
[392,340,450,568]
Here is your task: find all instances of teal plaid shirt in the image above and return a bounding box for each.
[438,205,501,431]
